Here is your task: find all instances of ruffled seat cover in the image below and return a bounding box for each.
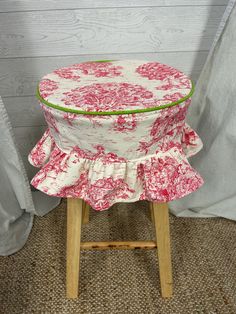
[28,60,204,211]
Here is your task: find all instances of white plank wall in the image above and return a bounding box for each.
[0,0,227,178]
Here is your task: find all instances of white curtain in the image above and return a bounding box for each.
[0,97,60,256]
[169,0,236,220]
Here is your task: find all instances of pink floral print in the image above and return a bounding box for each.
[54,62,122,81]
[72,62,123,77]
[39,60,192,112]
[56,173,135,210]
[39,79,59,98]
[138,155,203,202]
[55,171,89,199]
[155,77,192,91]
[137,104,188,154]
[62,83,154,111]
[31,145,69,188]
[43,108,59,133]
[113,114,137,132]
[28,129,54,167]
[136,62,183,81]
[181,124,203,157]
[73,145,127,164]
[162,92,186,103]
[54,67,81,82]
[29,60,203,211]
[62,112,78,126]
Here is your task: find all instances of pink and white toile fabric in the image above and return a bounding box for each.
[28,60,204,211]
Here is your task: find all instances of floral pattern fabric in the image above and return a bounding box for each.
[38,60,193,112]
[29,60,204,211]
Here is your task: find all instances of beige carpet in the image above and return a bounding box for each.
[1,200,236,314]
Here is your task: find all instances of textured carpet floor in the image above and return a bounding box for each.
[1,200,236,314]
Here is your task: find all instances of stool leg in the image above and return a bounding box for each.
[82,200,90,224]
[153,202,173,298]
[149,202,154,223]
[66,198,83,298]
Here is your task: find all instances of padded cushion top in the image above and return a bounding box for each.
[37,59,193,114]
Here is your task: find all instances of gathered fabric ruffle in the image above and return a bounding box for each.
[28,126,203,211]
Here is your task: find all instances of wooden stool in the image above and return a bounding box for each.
[66,199,173,299]
[29,61,203,220]
[27,60,203,300]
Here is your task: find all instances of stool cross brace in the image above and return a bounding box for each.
[66,199,173,299]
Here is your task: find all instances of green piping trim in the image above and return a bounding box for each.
[36,82,194,115]
[36,60,194,115]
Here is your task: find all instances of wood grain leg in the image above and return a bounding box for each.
[66,198,83,299]
[82,201,90,224]
[153,202,173,298]
[149,202,154,223]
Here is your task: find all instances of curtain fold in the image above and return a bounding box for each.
[169,0,236,220]
[0,97,60,256]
